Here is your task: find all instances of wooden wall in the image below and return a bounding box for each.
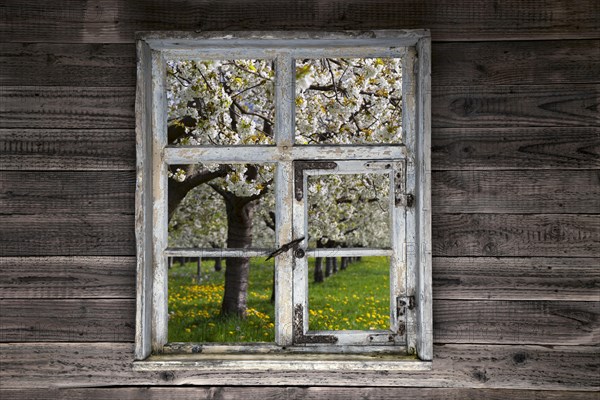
[1,1,598,398]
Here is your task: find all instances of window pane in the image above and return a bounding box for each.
[307,173,391,249]
[167,59,275,146]
[308,256,390,331]
[168,163,275,249]
[295,58,402,144]
[168,257,275,342]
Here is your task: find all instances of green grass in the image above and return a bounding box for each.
[168,256,390,342]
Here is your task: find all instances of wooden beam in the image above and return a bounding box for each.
[1,343,597,389]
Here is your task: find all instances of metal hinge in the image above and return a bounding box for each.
[294,161,337,200]
[395,193,415,208]
[396,295,415,335]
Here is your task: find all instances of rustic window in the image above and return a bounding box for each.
[134,31,432,371]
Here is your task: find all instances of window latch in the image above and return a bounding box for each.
[266,237,305,261]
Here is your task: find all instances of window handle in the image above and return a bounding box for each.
[265,237,305,261]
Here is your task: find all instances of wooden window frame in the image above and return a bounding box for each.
[134,30,432,371]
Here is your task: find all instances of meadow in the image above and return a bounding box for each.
[168,256,390,342]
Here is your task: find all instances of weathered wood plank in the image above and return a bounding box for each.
[0,0,598,43]
[2,387,597,400]
[2,256,596,301]
[0,171,135,214]
[0,299,135,342]
[433,257,600,301]
[2,40,598,88]
[0,298,595,346]
[0,43,135,87]
[433,300,599,346]
[0,214,135,256]
[432,170,600,214]
[433,40,600,86]
[432,85,599,128]
[432,214,600,257]
[0,87,134,129]
[0,343,597,389]
[0,129,135,171]
[0,257,135,299]
[1,214,596,257]
[432,127,600,170]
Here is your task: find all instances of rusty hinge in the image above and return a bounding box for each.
[396,295,415,335]
[396,193,415,208]
[294,161,337,200]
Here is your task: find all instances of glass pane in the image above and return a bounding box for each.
[168,163,275,249]
[308,256,390,331]
[167,59,275,146]
[307,173,391,249]
[168,257,275,342]
[295,58,402,144]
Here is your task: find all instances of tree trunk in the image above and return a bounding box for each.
[214,257,222,271]
[325,257,333,277]
[314,257,324,283]
[340,257,348,270]
[196,257,202,284]
[221,199,255,318]
[332,257,338,274]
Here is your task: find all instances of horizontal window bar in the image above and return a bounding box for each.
[306,248,393,257]
[164,145,406,164]
[166,248,272,257]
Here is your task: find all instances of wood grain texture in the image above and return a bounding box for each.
[433,40,600,86]
[2,387,598,400]
[0,87,134,129]
[2,40,598,88]
[0,171,135,214]
[0,0,598,43]
[0,298,595,345]
[1,256,595,301]
[0,257,135,299]
[0,343,597,389]
[0,299,135,342]
[432,170,600,214]
[1,214,596,257]
[0,43,135,87]
[433,300,599,345]
[432,214,600,257]
[432,84,600,128]
[432,127,600,170]
[0,214,135,256]
[0,129,135,171]
[433,257,600,301]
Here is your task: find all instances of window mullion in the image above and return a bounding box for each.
[274,52,295,346]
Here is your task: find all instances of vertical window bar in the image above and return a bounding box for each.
[274,53,295,345]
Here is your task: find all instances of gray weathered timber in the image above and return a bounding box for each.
[433,39,600,86]
[2,388,598,400]
[1,343,598,389]
[0,214,135,256]
[0,257,135,299]
[0,43,136,87]
[433,300,599,345]
[433,214,600,257]
[432,84,600,128]
[2,297,595,345]
[3,40,598,88]
[0,171,135,214]
[0,86,135,129]
[432,127,600,170]
[432,257,600,301]
[0,0,598,42]
[0,299,135,342]
[0,129,135,171]
[432,170,600,214]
